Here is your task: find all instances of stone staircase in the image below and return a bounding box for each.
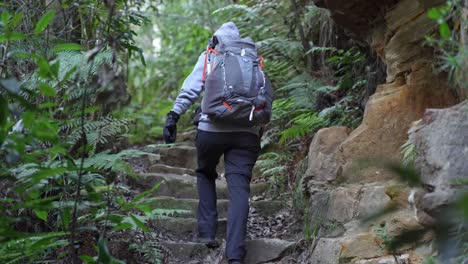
[129,131,297,264]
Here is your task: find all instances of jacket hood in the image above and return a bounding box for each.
[213,22,240,39]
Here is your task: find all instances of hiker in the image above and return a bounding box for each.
[163,21,273,264]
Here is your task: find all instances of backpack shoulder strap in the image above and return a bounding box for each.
[201,47,219,83]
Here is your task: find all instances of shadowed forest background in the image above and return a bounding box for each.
[0,0,467,263]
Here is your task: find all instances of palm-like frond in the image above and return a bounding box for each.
[66,117,131,153]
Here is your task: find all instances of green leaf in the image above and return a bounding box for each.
[136,202,153,215]
[97,238,125,264]
[132,182,161,203]
[59,208,71,230]
[38,82,56,97]
[36,56,51,78]
[10,12,23,28]
[439,22,451,40]
[49,145,66,158]
[80,255,96,264]
[34,209,48,221]
[0,95,7,144]
[39,101,58,109]
[427,8,441,20]
[22,111,35,128]
[112,222,132,231]
[130,214,149,232]
[34,10,56,35]
[53,43,82,52]
[1,11,10,26]
[326,55,340,63]
[8,51,31,59]
[50,61,60,78]
[0,32,26,42]
[457,192,468,218]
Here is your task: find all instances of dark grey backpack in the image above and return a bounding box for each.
[201,35,273,127]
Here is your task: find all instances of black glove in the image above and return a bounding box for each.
[163,111,180,144]
[192,106,202,127]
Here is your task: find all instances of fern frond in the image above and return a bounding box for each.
[278,112,326,142]
[212,4,258,19]
[82,149,151,174]
[67,117,131,151]
[305,46,337,55]
[400,141,419,166]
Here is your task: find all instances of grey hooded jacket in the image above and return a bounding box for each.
[170,22,260,135]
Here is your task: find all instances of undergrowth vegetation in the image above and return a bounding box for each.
[0,1,169,262]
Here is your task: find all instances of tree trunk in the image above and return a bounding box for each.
[290,0,314,72]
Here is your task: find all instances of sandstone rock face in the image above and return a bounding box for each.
[339,65,457,183]
[312,0,460,184]
[305,126,351,182]
[302,0,464,262]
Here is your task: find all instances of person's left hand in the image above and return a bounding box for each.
[163,111,180,143]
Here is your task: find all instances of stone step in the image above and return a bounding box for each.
[154,196,284,218]
[157,146,225,174]
[176,130,197,146]
[131,173,268,199]
[149,164,196,176]
[163,238,295,264]
[149,217,227,240]
[159,146,198,170]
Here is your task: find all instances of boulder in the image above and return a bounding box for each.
[244,239,295,264]
[408,100,468,232]
[339,233,386,262]
[409,100,468,189]
[310,238,343,264]
[304,126,351,182]
[357,185,391,218]
[327,186,360,223]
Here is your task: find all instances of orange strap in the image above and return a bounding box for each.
[223,101,233,111]
[202,48,219,82]
[258,55,265,69]
[253,106,265,112]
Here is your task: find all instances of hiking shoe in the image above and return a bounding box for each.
[196,237,220,249]
[229,260,243,264]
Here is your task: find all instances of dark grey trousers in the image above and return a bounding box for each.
[195,130,260,261]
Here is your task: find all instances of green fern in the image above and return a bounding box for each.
[66,117,131,153]
[400,140,419,166]
[0,231,68,264]
[54,49,114,84]
[82,149,150,174]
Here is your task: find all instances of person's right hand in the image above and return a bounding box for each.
[163,111,180,143]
